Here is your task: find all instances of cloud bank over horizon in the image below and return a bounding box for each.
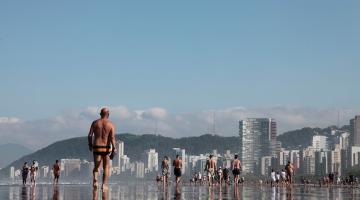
[1,106,359,149]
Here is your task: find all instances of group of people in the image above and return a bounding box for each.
[21,159,61,186]
[158,153,243,186]
[21,160,39,186]
[269,161,295,187]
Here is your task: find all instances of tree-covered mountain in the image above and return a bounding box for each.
[0,133,240,178]
[277,125,351,149]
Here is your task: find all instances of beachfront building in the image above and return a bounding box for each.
[239,118,277,173]
[144,149,158,172]
[135,162,145,178]
[60,159,81,177]
[260,156,272,176]
[350,116,360,146]
[312,135,329,151]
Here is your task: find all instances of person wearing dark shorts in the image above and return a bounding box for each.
[174,167,182,178]
[173,155,183,184]
[232,168,241,176]
[232,155,242,184]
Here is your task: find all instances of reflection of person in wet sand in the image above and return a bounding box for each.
[21,186,27,199]
[234,185,240,200]
[88,108,117,191]
[174,184,181,200]
[52,185,59,200]
[93,187,108,200]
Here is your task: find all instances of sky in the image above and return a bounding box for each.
[0,1,360,149]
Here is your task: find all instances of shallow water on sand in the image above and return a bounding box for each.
[1,182,360,200]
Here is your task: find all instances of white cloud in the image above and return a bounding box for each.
[0,106,359,149]
[0,117,21,124]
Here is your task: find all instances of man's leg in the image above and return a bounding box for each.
[102,155,110,190]
[93,154,102,188]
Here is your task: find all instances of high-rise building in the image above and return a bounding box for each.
[145,149,158,172]
[315,150,329,176]
[350,116,360,146]
[239,118,277,173]
[339,132,350,150]
[61,159,81,176]
[135,162,145,178]
[116,141,125,169]
[312,135,329,151]
[10,166,14,179]
[300,147,316,175]
[330,144,341,175]
[260,156,272,176]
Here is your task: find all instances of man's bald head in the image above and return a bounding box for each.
[100,108,109,118]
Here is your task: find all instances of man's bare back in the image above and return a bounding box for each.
[91,119,115,148]
[173,158,182,169]
[209,159,216,169]
[233,159,241,169]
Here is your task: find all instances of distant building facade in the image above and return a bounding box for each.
[239,118,277,173]
[350,116,360,146]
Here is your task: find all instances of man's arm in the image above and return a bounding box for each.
[110,124,116,151]
[109,124,117,160]
[88,121,94,151]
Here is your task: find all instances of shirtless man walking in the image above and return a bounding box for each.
[173,155,183,184]
[52,160,61,184]
[232,155,242,185]
[88,108,117,191]
[285,161,294,184]
[206,155,217,186]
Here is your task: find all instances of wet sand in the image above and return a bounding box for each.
[2,182,360,200]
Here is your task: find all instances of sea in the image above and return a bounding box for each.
[1,181,360,200]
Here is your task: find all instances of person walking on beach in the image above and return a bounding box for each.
[285,161,294,184]
[232,155,241,185]
[206,155,217,186]
[88,108,117,191]
[270,169,276,187]
[52,160,61,184]
[173,155,183,184]
[21,162,29,185]
[161,156,169,184]
[30,160,39,186]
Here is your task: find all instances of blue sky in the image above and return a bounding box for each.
[1,1,359,119]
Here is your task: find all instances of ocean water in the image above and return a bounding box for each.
[1,182,360,200]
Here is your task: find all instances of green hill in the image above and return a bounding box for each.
[0,133,240,178]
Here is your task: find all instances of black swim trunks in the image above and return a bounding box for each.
[92,145,112,156]
[174,168,182,177]
[232,168,241,176]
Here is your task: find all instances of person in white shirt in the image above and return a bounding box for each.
[270,169,276,187]
[281,169,287,184]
